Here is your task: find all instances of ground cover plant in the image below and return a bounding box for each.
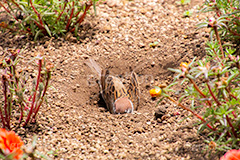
[0,49,53,130]
[1,0,240,159]
[0,0,98,40]
[151,0,240,154]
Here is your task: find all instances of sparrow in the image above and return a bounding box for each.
[86,59,140,114]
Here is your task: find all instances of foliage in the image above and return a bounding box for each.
[176,0,191,5]
[0,49,53,130]
[183,10,193,17]
[151,0,240,153]
[199,0,240,41]
[0,0,98,40]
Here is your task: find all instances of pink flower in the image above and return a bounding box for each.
[220,149,240,160]
[208,17,216,27]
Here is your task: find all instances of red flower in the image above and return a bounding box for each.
[220,149,240,160]
[0,128,24,159]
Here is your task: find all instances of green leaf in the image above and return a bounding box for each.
[32,135,38,148]
[42,12,55,16]
[196,22,208,29]
[183,10,193,17]
[44,24,52,37]
[93,0,97,15]
[168,68,182,73]
[154,97,165,107]
[34,30,42,41]
[35,150,51,160]
[186,74,195,79]
[227,71,239,84]
[167,82,178,88]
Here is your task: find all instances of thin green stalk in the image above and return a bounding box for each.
[189,78,212,107]
[226,115,237,138]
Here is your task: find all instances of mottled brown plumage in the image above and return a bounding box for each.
[86,59,140,114]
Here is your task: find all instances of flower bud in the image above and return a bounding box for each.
[149,87,162,97]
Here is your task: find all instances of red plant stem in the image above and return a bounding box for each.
[18,104,23,123]
[10,0,22,11]
[0,106,6,128]
[70,1,93,33]
[227,131,231,137]
[29,0,47,34]
[32,72,50,121]
[213,5,221,17]
[167,96,216,131]
[59,0,61,10]
[226,115,237,138]
[206,81,221,106]
[0,76,7,128]
[231,14,240,20]
[0,2,19,22]
[225,88,237,118]
[29,0,44,26]
[189,79,212,106]
[228,27,240,37]
[212,48,224,67]
[33,20,45,31]
[23,59,42,127]
[56,1,67,21]
[66,1,75,31]
[2,75,10,129]
[25,95,32,110]
[225,87,237,100]
[213,25,224,58]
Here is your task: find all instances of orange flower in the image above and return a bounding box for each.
[180,62,190,73]
[149,87,162,97]
[180,62,189,68]
[220,149,240,160]
[0,128,24,159]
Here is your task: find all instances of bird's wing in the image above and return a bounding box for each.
[85,58,102,77]
[127,71,140,111]
[101,69,129,113]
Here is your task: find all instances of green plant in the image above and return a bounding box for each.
[183,10,193,17]
[154,45,240,151]
[0,0,98,40]
[0,49,53,130]
[176,0,191,5]
[22,135,51,160]
[199,0,240,40]
[151,0,240,152]
[0,128,50,160]
[149,41,159,48]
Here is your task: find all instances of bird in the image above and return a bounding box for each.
[85,59,140,114]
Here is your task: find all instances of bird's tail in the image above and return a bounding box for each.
[85,58,102,77]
